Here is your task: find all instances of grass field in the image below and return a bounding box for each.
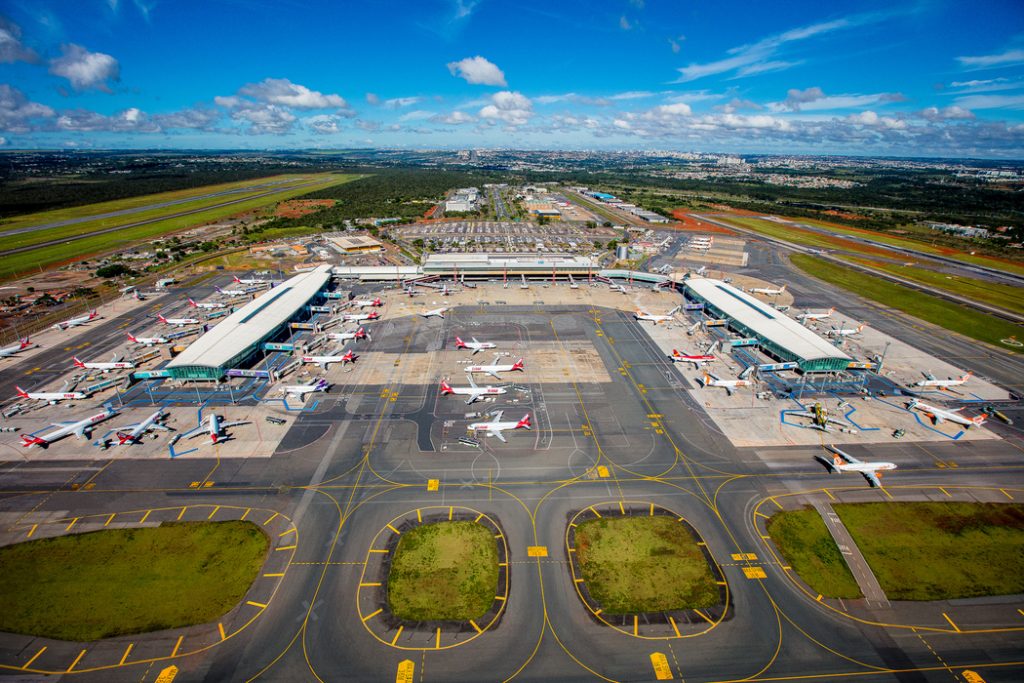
[387,521,498,621]
[767,508,861,599]
[835,502,1024,600]
[791,254,1024,353]
[846,256,1024,316]
[0,173,361,280]
[574,516,718,614]
[711,215,894,256]
[0,521,268,641]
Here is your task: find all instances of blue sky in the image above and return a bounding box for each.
[1,0,1023,157]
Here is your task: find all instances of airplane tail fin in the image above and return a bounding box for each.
[116,431,133,445]
[962,372,973,382]
[233,276,241,283]
[517,414,531,429]
[440,379,453,394]
[20,434,45,447]
[857,323,865,332]
[72,356,85,369]
[89,310,97,318]
[455,336,465,348]
[700,372,710,387]
[158,314,168,323]
[15,386,28,399]
[828,307,835,314]
[511,359,524,371]
[672,349,681,358]
[780,285,787,293]
[355,327,366,340]
[19,337,30,348]
[127,333,137,342]
[188,298,198,307]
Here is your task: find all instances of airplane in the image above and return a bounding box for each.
[827,323,866,337]
[796,307,835,323]
[750,284,786,296]
[15,384,87,404]
[694,265,708,276]
[0,337,33,358]
[908,399,987,429]
[404,287,421,297]
[21,405,118,448]
[188,297,225,310]
[467,411,531,443]
[342,310,380,323]
[440,376,507,405]
[215,285,249,297]
[788,402,851,432]
[233,275,269,286]
[670,349,715,366]
[280,378,330,402]
[188,413,249,444]
[158,313,201,327]
[301,349,356,369]
[353,297,382,308]
[634,305,681,324]
[420,307,448,319]
[816,444,896,488]
[72,355,135,373]
[915,371,972,391]
[466,356,525,380]
[52,310,99,330]
[455,336,496,355]
[115,409,172,445]
[327,326,368,343]
[698,371,752,396]
[127,332,169,346]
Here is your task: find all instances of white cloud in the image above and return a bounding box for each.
[668,35,685,54]
[56,107,160,132]
[948,77,1016,93]
[237,78,351,110]
[384,96,423,109]
[0,85,55,132]
[365,92,381,105]
[154,107,220,130]
[610,90,656,101]
[619,15,633,31]
[0,15,38,64]
[305,114,344,134]
[453,0,480,20]
[953,94,1024,110]
[228,104,297,135]
[919,106,974,121]
[431,111,475,124]
[398,109,434,122]
[773,87,905,112]
[49,44,120,92]
[447,56,507,86]
[957,49,1024,70]
[535,92,611,106]
[478,90,533,126]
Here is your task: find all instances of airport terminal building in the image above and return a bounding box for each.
[165,264,332,380]
[683,277,851,372]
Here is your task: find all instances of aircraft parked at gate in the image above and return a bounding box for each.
[635,305,681,324]
[52,310,99,330]
[440,375,506,404]
[353,297,382,308]
[816,444,895,488]
[827,323,865,337]
[188,414,250,444]
[216,285,248,297]
[127,332,169,346]
[796,308,835,323]
[750,284,786,296]
[420,307,448,319]
[466,355,524,380]
[467,411,531,443]
[73,355,135,373]
[280,378,330,402]
[698,371,752,396]
[0,337,32,358]
[343,310,380,323]
[15,384,87,404]
[21,405,117,448]
[908,399,987,428]
[671,349,715,366]
[915,371,972,391]
[158,313,200,327]
[116,409,172,445]
[301,349,356,369]
[188,298,225,310]
[327,327,368,343]
[455,336,496,355]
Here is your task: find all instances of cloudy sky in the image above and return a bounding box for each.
[1,0,1023,157]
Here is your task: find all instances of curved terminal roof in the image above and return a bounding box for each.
[684,277,850,363]
[167,264,332,371]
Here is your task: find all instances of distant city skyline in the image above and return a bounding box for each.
[1,0,1023,157]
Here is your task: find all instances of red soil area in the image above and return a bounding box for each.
[670,209,735,234]
[274,199,335,218]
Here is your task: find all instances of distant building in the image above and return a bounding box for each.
[329,235,384,253]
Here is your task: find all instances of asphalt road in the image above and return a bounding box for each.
[0,287,1022,681]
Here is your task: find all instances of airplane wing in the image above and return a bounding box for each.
[923,371,936,380]
[220,421,249,429]
[724,385,734,396]
[707,371,722,381]
[932,413,945,424]
[485,369,501,380]
[490,428,507,443]
[471,346,481,355]
[490,410,504,422]
[830,447,861,464]
[464,393,481,405]
[789,411,814,419]
[467,374,478,389]
[862,471,882,488]
[73,425,92,439]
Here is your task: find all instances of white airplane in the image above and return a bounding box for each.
[15,384,87,404]
[827,323,865,337]
[188,413,249,444]
[908,399,987,429]
[280,378,330,402]
[342,310,380,323]
[158,313,201,327]
[0,337,32,358]
[353,297,382,308]
[440,376,507,405]
[698,371,752,396]
[817,444,896,489]
[455,336,496,355]
[404,287,420,297]
[301,349,356,369]
[216,285,249,297]
[116,409,172,445]
[52,310,99,330]
[468,411,531,443]
[72,355,135,373]
[466,356,524,380]
[327,327,368,343]
[20,405,118,448]
[127,332,169,346]
[634,305,681,324]
[233,275,269,286]
[420,307,448,319]
[915,371,972,391]
[796,307,835,323]
[670,349,715,366]
[188,297,225,310]
[750,284,786,296]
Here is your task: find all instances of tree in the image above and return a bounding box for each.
[602,221,613,228]
[95,263,135,278]
[585,221,597,229]
[606,239,618,250]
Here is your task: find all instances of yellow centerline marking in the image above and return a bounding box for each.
[218,622,226,640]
[435,628,441,650]
[387,523,399,533]
[240,507,251,520]
[26,524,36,538]
[1001,489,1014,500]
[363,608,383,622]
[207,506,220,520]
[360,582,381,587]
[278,527,296,537]
[65,518,78,532]
[669,616,681,637]
[276,545,296,551]
[263,572,285,577]
[171,635,183,656]
[140,510,151,523]
[416,509,422,523]
[119,643,133,665]
[469,619,482,633]
[263,511,279,526]
[22,647,46,670]
[943,613,961,632]
[67,649,86,672]
[391,625,404,645]
[176,506,187,521]
[247,601,267,609]
[104,513,115,527]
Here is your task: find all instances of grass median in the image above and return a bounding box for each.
[0,521,269,641]
[766,508,861,599]
[836,502,1024,601]
[387,521,498,621]
[575,516,718,614]
[790,254,1023,353]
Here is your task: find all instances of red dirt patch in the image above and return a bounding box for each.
[670,209,735,234]
[275,199,335,219]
